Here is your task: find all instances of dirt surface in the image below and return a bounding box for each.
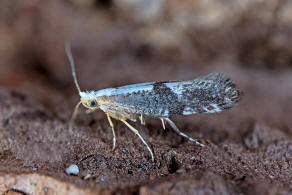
[1,0,292,194]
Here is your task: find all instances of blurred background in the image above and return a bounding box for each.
[1,1,292,193]
[0,0,291,127]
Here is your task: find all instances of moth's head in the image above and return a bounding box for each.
[81,99,99,110]
[80,91,100,110]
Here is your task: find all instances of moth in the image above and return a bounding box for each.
[65,42,243,161]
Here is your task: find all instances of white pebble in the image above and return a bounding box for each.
[83,173,92,180]
[65,164,79,175]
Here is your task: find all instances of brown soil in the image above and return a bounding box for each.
[1,1,292,194]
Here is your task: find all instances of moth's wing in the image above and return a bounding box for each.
[199,72,242,104]
[100,81,186,117]
[98,72,242,118]
[176,72,243,115]
[96,82,158,119]
[94,82,155,97]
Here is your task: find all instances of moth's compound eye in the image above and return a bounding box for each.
[89,100,97,108]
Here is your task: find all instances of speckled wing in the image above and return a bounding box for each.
[102,72,242,118]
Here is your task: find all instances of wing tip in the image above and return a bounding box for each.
[204,72,244,109]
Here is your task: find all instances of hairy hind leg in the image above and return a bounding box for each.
[120,119,154,162]
[106,113,117,150]
[164,118,204,147]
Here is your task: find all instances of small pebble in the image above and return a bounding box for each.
[44,187,48,193]
[65,164,79,175]
[84,173,92,180]
[122,148,128,154]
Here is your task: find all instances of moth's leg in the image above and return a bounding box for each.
[160,118,166,130]
[69,101,82,131]
[164,118,204,147]
[106,113,117,150]
[120,119,154,162]
[139,114,145,125]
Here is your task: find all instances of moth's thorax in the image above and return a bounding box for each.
[79,90,140,121]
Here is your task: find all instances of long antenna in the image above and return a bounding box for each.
[65,41,82,94]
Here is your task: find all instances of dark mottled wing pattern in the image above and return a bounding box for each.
[179,72,243,115]
[110,72,242,117]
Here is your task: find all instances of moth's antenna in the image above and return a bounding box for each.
[65,41,82,94]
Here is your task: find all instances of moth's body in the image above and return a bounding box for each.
[80,73,241,123]
[65,42,243,162]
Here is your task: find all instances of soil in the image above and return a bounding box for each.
[1,1,292,194]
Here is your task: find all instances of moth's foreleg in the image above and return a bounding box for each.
[69,101,82,131]
[160,118,166,130]
[106,113,117,150]
[139,114,145,125]
[120,119,154,162]
[164,118,204,147]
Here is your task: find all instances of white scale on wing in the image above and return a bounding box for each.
[80,82,155,99]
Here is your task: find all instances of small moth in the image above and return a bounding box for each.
[65,42,243,162]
